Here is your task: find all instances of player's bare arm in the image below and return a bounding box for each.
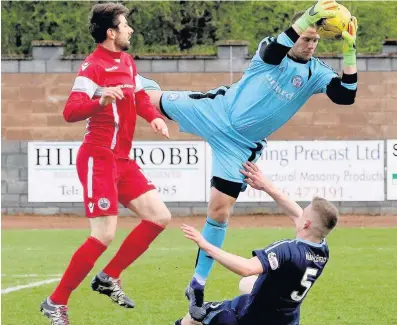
[181,224,263,276]
[241,162,303,223]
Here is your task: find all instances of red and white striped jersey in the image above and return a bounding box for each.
[63,44,163,159]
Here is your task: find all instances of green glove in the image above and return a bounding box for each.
[342,16,358,67]
[295,0,338,32]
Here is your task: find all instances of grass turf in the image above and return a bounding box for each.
[2,227,396,325]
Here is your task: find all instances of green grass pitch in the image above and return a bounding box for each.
[2,227,397,325]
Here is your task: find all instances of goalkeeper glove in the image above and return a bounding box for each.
[295,0,337,32]
[342,16,358,67]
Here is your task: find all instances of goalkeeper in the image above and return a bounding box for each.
[142,0,358,321]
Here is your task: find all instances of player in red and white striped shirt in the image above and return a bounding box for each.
[40,4,171,324]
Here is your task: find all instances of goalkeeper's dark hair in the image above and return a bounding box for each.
[291,11,305,24]
[89,3,130,43]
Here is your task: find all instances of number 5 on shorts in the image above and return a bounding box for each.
[290,267,318,302]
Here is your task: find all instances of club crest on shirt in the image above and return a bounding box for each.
[291,75,304,88]
[167,93,180,101]
[267,252,279,270]
[98,198,110,210]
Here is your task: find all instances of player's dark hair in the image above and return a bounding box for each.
[291,11,305,24]
[89,3,130,43]
[311,197,339,231]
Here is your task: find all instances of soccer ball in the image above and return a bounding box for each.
[316,4,352,40]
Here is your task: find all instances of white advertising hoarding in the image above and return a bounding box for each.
[205,141,385,202]
[28,141,206,202]
[29,140,385,203]
[387,139,397,200]
[28,142,81,202]
[130,142,206,202]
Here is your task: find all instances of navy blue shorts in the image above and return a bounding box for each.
[202,295,250,325]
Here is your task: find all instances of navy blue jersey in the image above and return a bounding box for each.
[238,238,329,325]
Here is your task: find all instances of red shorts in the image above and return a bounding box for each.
[76,143,156,218]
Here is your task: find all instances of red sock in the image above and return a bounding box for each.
[50,236,107,305]
[103,220,165,278]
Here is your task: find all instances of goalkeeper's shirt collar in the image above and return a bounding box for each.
[287,53,310,64]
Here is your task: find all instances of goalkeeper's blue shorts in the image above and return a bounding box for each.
[160,89,266,191]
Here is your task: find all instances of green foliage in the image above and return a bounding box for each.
[1,1,94,55]
[215,1,303,54]
[1,1,396,56]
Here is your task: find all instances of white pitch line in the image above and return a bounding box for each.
[1,278,61,294]
[1,274,62,278]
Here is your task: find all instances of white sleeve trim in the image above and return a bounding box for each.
[71,76,99,99]
[135,75,143,92]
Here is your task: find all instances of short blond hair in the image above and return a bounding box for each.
[311,197,339,232]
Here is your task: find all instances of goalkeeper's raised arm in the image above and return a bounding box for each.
[342,16,358,74]
[325,16,358,105]
[258,0,337,65]
[312,15,358,106]
[254,0,357,106]
[240,162,303,225]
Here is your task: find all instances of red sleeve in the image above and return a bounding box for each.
[63,93,103,123]
[129,57,163,123]
[135,90,163,123]
[63,61,104,123]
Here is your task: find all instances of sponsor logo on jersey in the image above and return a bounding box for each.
[98,198,110,210]
[305,253,327,263]
[118,84,135,89]
[268,252,279,270]
[291,75,304,88]
[105,66,119,72]
[265,75,295,101]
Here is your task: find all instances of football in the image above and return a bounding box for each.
[317,3,352,40]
